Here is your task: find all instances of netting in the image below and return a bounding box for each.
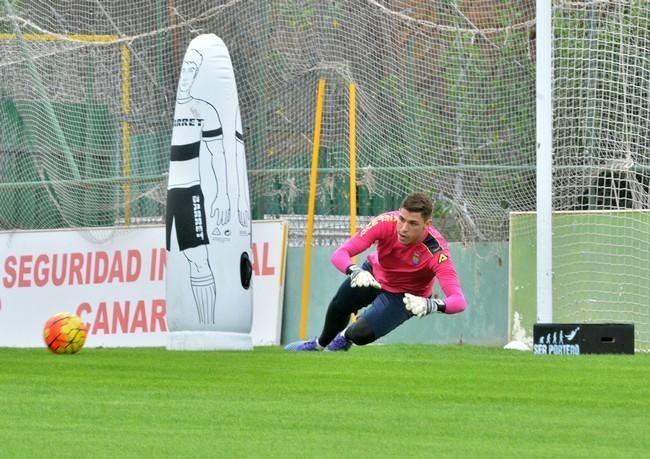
[0,0,537,243]
[551,0,650,347]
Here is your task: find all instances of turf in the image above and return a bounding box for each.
[0,345,648,458]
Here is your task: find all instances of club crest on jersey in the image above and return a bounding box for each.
[438,253,448,263]
[412,253,420,265]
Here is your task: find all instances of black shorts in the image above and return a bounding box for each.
[166,185,209,251]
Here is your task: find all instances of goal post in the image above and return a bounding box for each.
[535,0,553,324]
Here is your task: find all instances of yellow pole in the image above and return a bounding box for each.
[279,222,289,288]
[121,43,132,224]
[349,82,358,322]
[299,79,326,340]
[349,82,358,238]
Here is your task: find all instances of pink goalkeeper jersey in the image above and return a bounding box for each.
[331,211,467,314]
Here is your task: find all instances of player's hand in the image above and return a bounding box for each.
[348,265,381,289]
[403,293,445,317]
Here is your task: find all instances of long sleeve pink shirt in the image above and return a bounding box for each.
[331,211,467,314]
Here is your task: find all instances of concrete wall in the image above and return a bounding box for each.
[280,242,509,346]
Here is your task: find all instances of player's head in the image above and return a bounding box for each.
[401,192,433,220]
[179,49,203,93]
[397,192,433,245]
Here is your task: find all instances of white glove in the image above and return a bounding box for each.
[348,265,381,289]
[403,293,445,317]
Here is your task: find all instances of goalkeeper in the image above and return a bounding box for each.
[285,192,466,352]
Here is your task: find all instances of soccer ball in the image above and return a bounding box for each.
[43,312,88,354]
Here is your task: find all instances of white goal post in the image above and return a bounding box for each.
[536,0,553,324]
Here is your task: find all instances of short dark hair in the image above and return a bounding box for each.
[400,192,433,220]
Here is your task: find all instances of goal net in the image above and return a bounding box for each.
[551,0,650,348]
[0,4,170,232]
[511,1,649,350]
[0,0,537,243]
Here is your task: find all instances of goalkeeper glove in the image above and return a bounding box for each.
[347,265,381,289]
[403,293,445,317]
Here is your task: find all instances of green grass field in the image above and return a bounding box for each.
[1,345,648,459]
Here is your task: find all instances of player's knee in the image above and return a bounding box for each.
[345,317,376,346]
